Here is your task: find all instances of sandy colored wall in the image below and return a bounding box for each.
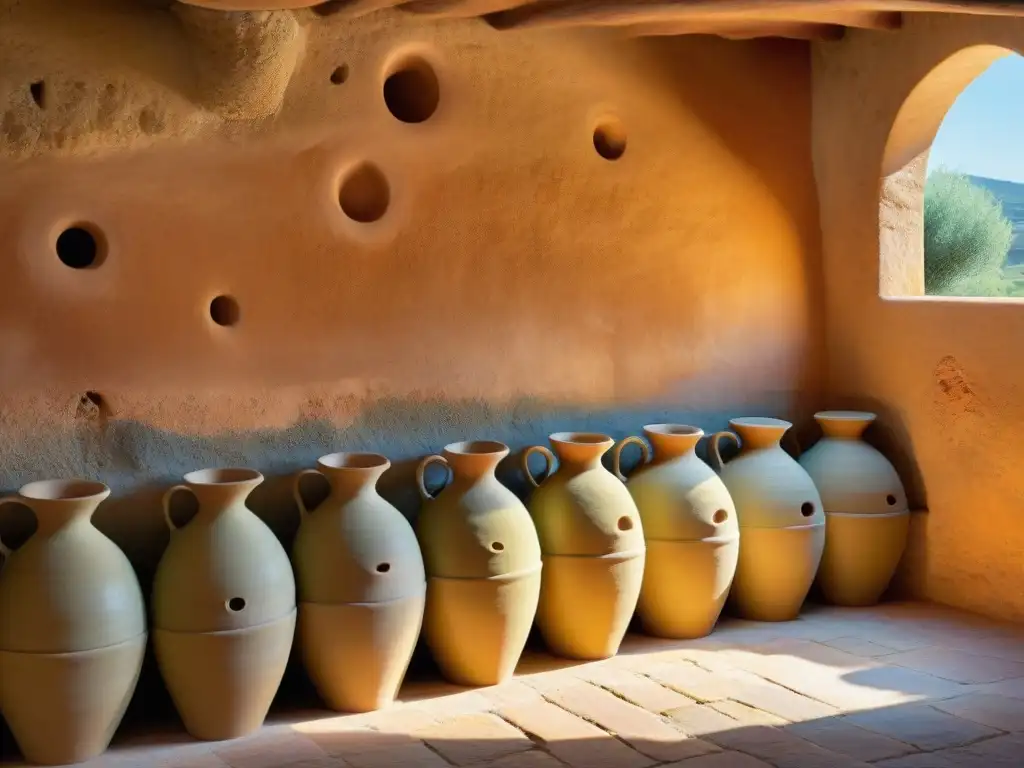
[813,13,1024,622]
[0,2,823,591]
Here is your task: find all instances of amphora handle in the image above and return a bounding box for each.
[611,437,651,482]
[0,495,23,558]
[292,469,324,518]
[708,431,739,473]
[521,445,556,489]
[416,455,452,501]
[161,485,194,532]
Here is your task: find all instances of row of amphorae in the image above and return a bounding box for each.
[0,411,910,765]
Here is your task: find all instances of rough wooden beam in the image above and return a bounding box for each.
[401,0,524,17]
[484,0,1024,32]
[624,19,848,38]
[407,0,900,30]
[309,0,404,16]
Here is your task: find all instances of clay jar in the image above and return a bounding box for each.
[613,425,739,639]
[151,468,296,741]
[522,432,645,660]
[0,480,146,765]
[416,441,542,686]
[709,418,825,622]
[798,411,910,606]
[292,453,425,712]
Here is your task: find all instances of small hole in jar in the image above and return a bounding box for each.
[376,562,391,573]
[227,597,246,612]
[617,516,634,531]
[712,509,728,524]
[886,494,897,506]
[330,64,349,84]
[800,502,815,517]
[491,541,505,552]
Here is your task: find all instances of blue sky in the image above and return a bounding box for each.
[928,53,1024,183]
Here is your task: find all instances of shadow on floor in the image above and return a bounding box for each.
[3,600,1024,767]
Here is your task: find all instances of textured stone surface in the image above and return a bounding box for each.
[2,602,1020,768]
[0,2,823,614]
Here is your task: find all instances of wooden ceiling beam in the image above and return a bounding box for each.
[406,0,901,26]
[400,0,525,17]
[622,19,848,39]
[310,0,405,17]
[483,0,1024,32]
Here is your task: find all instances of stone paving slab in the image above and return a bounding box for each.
[4,601,1024,768]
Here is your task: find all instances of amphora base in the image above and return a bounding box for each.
[638,537,739,639]
[299,591,425,713]
[729,524,825,622]
[423,569,541,687]
[0,634,146,765]
[817,512,910,607]
[154,610,296,741]
[536,552,644,660]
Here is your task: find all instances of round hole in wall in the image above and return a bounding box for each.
[330,64,349,85]
[593,119,627,161]
[886,494,898,506]
[56,225,104,269]
[712,509,729,525]
[800,502,815,518]
[210,295,240,327]
[376,562,391,573]
[383,56,440,123]
[617,516,634,531]
[491,541,505,552]
[227,597,246,612]
[339,162,390,223]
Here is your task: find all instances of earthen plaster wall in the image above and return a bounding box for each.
[813,13,1024,621]
[0,1,823,590]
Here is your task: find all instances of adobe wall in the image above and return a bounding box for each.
[0,1,823,589]
[813,13,1024,621]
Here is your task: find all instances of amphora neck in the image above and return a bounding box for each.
[815,411,875,440]
[731,417,791,452]
[15,479,110,536]
[443,441,508,481]
[549,432,614,468]
[317,452,389,498]
[643,424,703,461]
[183,468,263,514]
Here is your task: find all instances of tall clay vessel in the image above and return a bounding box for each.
[709,418,825,622]
[522,432,645,660]
[0,480,147,765]
[613,425,739,639]
[152,468,296,741]
[292,452,425,712]
[798,411,909,606]
[416,441,542,686]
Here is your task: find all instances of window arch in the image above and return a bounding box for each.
[879,45,1016,298]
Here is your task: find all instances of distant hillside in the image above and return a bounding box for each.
[967,174,1024,266]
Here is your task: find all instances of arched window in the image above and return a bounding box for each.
[880,46,1024,298]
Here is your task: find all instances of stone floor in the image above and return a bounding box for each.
[7,601,1024,768]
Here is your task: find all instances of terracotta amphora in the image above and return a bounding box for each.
[416,441,542,686]
[522,432,645,660]
[798,411,909,606]
[0,480,146,765]
[292,452,425,712]
[151,468,296,741]
[613,425,739,639]
[709,418,825,622]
